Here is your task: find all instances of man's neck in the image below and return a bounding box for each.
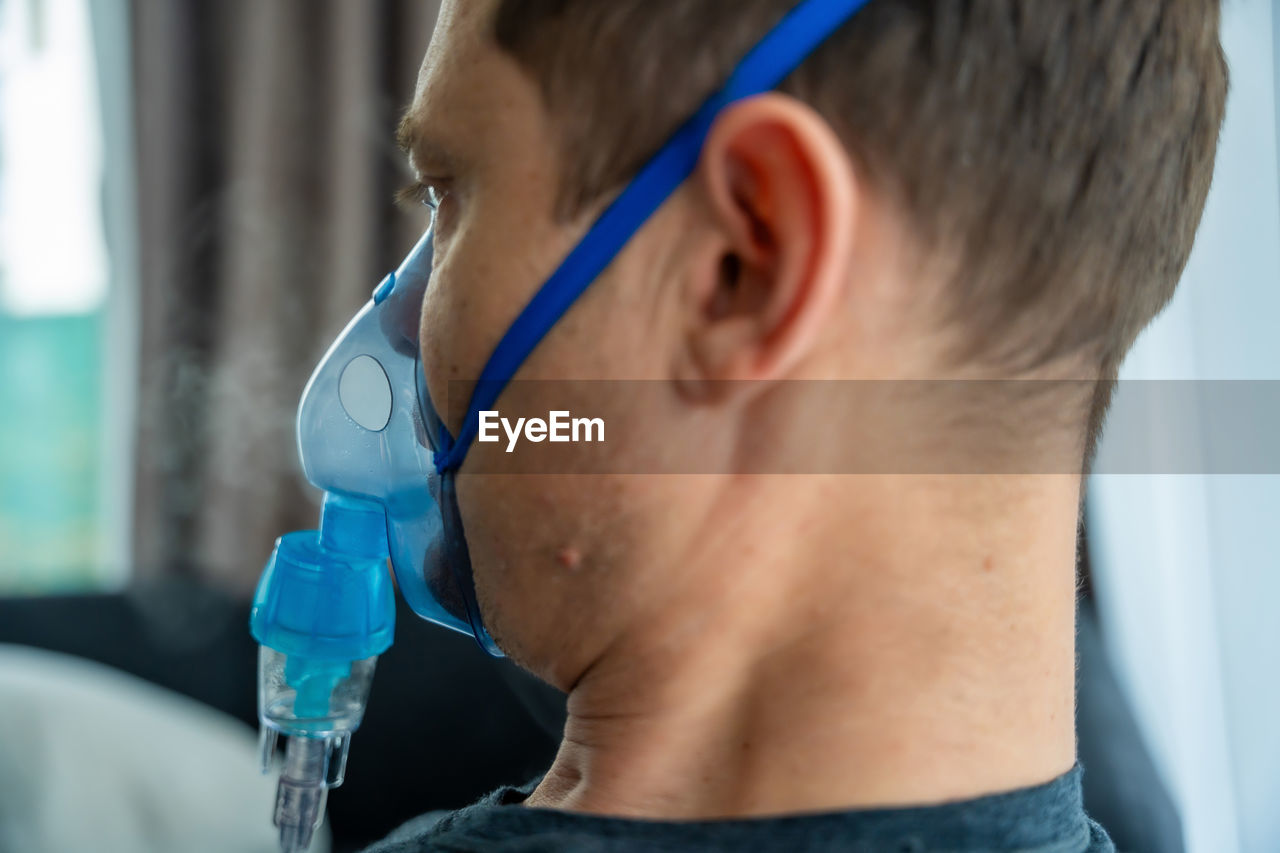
[526,475,1081,819]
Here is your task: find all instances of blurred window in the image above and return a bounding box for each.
[0,0,112,591]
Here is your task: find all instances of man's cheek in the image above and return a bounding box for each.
[419,270,477,429]
[460,476,579,586]
[455,476,547,636]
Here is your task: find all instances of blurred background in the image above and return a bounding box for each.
[0,1,1276,852]
[0,0,437,597]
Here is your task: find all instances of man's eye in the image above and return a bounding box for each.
[397,179,450,211]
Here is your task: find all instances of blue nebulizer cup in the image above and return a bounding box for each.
[250,496,394,853]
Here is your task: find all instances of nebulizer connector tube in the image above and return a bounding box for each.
[251,494,396,853]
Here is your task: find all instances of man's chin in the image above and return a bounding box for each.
[473,576,541,673]
[478,597,581,693]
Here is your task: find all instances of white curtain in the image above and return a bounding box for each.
[1087,2,1280,852]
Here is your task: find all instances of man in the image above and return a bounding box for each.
[370,1,1225,850]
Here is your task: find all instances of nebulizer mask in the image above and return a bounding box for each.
[247,1,870,849]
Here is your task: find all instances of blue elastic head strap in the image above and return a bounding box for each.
[432,0,871,473]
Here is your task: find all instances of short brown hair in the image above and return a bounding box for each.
[494,0,1227,379]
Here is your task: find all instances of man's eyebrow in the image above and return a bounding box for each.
[395,110,420,156]
[396,109,461,174]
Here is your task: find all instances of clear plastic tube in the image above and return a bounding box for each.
[257,647,378,852]
[271,736,336,853]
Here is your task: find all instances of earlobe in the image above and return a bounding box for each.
[678,94,856,391]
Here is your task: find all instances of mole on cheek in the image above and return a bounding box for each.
[556,546,583,570]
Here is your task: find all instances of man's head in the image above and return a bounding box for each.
[492,0,1227,373]
[398,0,1226,682]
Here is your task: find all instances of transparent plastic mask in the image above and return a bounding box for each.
[296,228,497,654]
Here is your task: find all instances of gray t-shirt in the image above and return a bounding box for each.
[362,764,1114,852]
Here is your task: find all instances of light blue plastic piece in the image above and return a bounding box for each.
[372,271,396,305]
[283,656,352,719]
[250,494,396,662]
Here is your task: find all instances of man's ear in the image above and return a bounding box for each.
[676,93,856,392]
